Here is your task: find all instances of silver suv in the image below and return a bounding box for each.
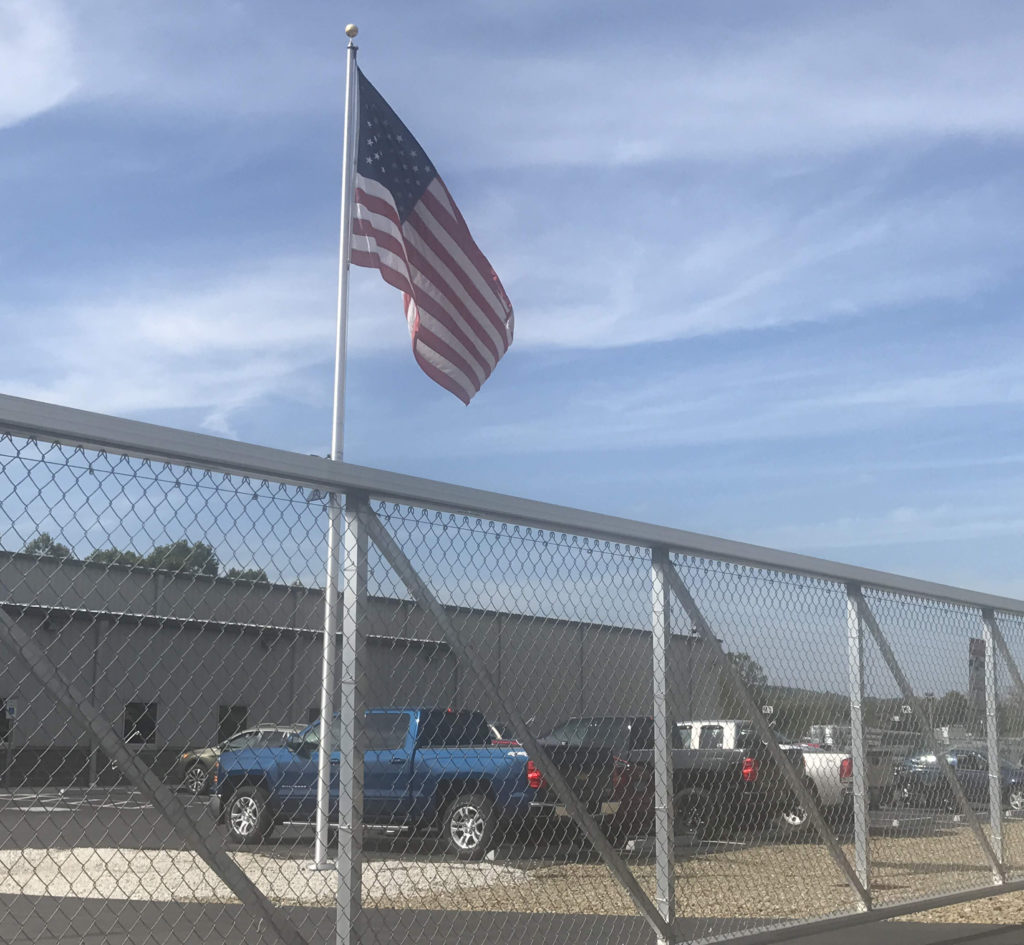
[172,724,305,795]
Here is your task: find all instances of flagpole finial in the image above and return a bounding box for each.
[345,23,359,38]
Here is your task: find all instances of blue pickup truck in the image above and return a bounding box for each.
[210,707,534,858]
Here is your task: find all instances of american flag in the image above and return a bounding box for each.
[350,69,514,404]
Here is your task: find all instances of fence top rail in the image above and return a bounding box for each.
[3,392,1024,615]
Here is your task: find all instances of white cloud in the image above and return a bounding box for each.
[509,177,1021,350]
[450,6,1024,168]
[752,503,1024,553]
[0,0,77,128]
[0,255,411,433]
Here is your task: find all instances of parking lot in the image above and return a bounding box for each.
[5,787,1024,931]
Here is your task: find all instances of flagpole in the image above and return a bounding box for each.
[313,23,360,870]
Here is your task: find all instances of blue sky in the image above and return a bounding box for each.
[4,1,1024,598]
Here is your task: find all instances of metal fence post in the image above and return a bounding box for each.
[989,615,1024,700]
[845,583,871,900]
[651,547,675,941]
[982,608,1004,880]
[336,492,368,945]
[663,561,870,911]
[362,506,673,944]
[314,490,344,868]
[849,587,1004,884]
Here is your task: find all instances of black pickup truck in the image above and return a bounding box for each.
[528,716,797,843]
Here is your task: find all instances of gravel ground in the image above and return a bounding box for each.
[3,822,1024,926]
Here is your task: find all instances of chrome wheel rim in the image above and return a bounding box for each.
[781,805,808,827]
[184,765,207,795]
[449,804,486,850]
[230,796,259,837]
[1009,791,1024,811]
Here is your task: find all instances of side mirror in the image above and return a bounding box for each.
[285,733,304,754]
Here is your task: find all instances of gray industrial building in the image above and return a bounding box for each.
[0,551,723,784]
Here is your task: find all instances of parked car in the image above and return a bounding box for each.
[171,724,305,795]
[211,707,535,858]
[678,719,852,834]
[893,747,1024,811]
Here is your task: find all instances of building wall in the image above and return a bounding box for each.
[0,552,722,760]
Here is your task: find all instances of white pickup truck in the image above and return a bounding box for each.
[679,719,851,834]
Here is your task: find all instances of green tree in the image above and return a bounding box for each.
[720,651,768,717]
[86,548,144,567]
[21,533,72,559]
[143,540,219,577]
[728,651,768,691]
[225,567,269,583]
[933,690,971,728]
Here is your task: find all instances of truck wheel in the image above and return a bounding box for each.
[675,788,713,842]
[1005,788,1024,812]
[778,780,818,836]
[442,793,496,860]
[226,786,273,844]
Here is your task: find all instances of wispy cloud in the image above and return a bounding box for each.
[0,0,77,128]
[510,174,1022,350]
[0,254,413,434]
[752,503,1024,553]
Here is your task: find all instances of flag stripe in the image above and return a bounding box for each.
[406,193,510,351]
[401,220,503,363]
[410,314,485,400]
[413,336,476,404]
[419,182,512,332]
[354,176,502,373]
[352,236,490,387]
[352,217,493,386]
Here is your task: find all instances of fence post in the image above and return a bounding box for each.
[663,561,870,911]
[989,617,1024,700]
[314,490,344,868]
[982,609,1004,881]
[651,547,675,941]
[849,587,1004,884]
[336,492,368,945]
[845,583,871,900]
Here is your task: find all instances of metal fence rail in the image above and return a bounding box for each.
[3,393,1024,945]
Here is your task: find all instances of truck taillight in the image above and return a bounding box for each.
[741,757,759,782]
[526,760,546,790]
[839,757,853,780]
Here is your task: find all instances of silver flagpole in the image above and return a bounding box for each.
[313,23,360,870]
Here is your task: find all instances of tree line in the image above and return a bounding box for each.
[725,650,1024,739]
[18,533,269,583]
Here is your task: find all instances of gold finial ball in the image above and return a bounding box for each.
[345,24,359,38]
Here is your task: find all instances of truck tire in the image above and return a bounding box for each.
[442,793,496,860]
[777,779,819,836]
[225,786,273,844]
[674,787,713,843]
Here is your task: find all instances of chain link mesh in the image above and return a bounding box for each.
[2,431,1024,944]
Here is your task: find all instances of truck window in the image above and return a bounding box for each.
[365,714,410,751]
[677,725,692,749]
[698,725,724,749]
[417,711,491,747]
[628,719,686,751]
[543,718,625,749]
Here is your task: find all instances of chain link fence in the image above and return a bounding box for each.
[3,400,1024,944]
